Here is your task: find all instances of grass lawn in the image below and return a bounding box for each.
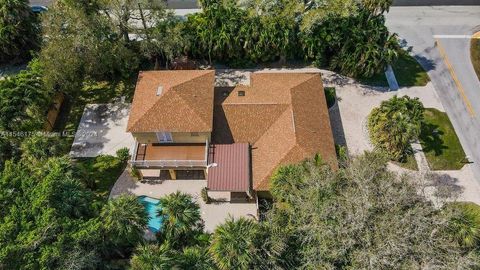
[74,155,127,201]
[359,50,430,87]
[471,37,480,81]
[419,108,466,170]
[393,154,418,171]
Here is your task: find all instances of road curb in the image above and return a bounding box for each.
[393,0,480,5]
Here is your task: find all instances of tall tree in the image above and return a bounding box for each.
[0,58,50,131]
[40,0,138,95]
[0,157,102,269]
[130,243,174,270]
[368,95,424,160]
[177,245,215,270]
[266,152,478,268]
[140,13,188,69]
[209,216,259,270]
[157,191,203,247]
[0,0,39,63]
[100,194,148,255]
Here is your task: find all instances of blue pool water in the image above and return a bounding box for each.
[138,196,163,233]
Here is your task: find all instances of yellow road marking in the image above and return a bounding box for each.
[435,38,476,117]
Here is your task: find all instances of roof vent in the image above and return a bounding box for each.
[156,86,163,96]
[238,90,245,97]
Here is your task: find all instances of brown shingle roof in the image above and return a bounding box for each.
[213,73,337,191]
[127,70,215,133]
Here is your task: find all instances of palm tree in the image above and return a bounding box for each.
[100,195,148,253]
[177,246,214,270]
[209,216,259,270]
[157,191,202,245]
[130,243,174,270]
[447,202,480,249]
[270,165,306,203]
[368,96,424,160]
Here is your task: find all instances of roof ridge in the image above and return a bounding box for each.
[226,103,290,144]
[128,88,180,132]
[172,71,214,130]
[127,74,165,132]
[253,143,297,190]
[289,74,322,143]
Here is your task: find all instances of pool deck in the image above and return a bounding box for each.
[110,170,258,232]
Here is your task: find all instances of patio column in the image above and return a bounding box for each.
[169,169,177,180]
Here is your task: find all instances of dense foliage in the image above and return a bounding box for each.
[40,0,139,96]
[0,157,148,269]
[128,153,480,269]
[447,202,480,250]
[182,0,398,76]
[0,59,52,168]
[1,0,478,269]
[0,0,39,63]
[265,152,479,268]
[0,59,50,131]
[368,95,425,161]
[130,192,214,269]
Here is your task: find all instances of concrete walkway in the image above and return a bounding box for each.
[110,170,258,232]
[385,65,399,91]
[411,140,430,172]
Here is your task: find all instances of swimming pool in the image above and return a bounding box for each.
[138,196,163,233]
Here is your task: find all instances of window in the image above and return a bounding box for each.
[191,132,199,137]
[156,132,173,143]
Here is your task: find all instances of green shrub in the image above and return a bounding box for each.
[116,147,130,162]
[368,96,424,161]
[446,202,480,250]
[325,87,336,108]
[129,166,142,181]
[335,144,348,164]
[201,187,211,204]
[20,134,67,161]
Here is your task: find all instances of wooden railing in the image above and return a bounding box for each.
[130,159,207,168]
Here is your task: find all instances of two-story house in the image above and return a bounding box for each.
[127,70,337,201]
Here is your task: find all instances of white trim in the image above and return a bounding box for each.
[156,132,173,143]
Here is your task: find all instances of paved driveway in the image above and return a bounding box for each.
[70,103,135,158]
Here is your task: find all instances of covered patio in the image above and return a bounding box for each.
[207,143,253,202]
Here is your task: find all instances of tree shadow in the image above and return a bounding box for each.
[420,122,448,156]
[400,39,436,72]
[426,172,464,201]
[328,97,348,149]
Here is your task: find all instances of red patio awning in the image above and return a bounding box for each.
[207,143,250,192]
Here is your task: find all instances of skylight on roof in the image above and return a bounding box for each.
[156,86,163,96]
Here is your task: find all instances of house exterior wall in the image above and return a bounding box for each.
[132,132,211,144]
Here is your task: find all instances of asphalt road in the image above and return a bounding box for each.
[386,6,480,183]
